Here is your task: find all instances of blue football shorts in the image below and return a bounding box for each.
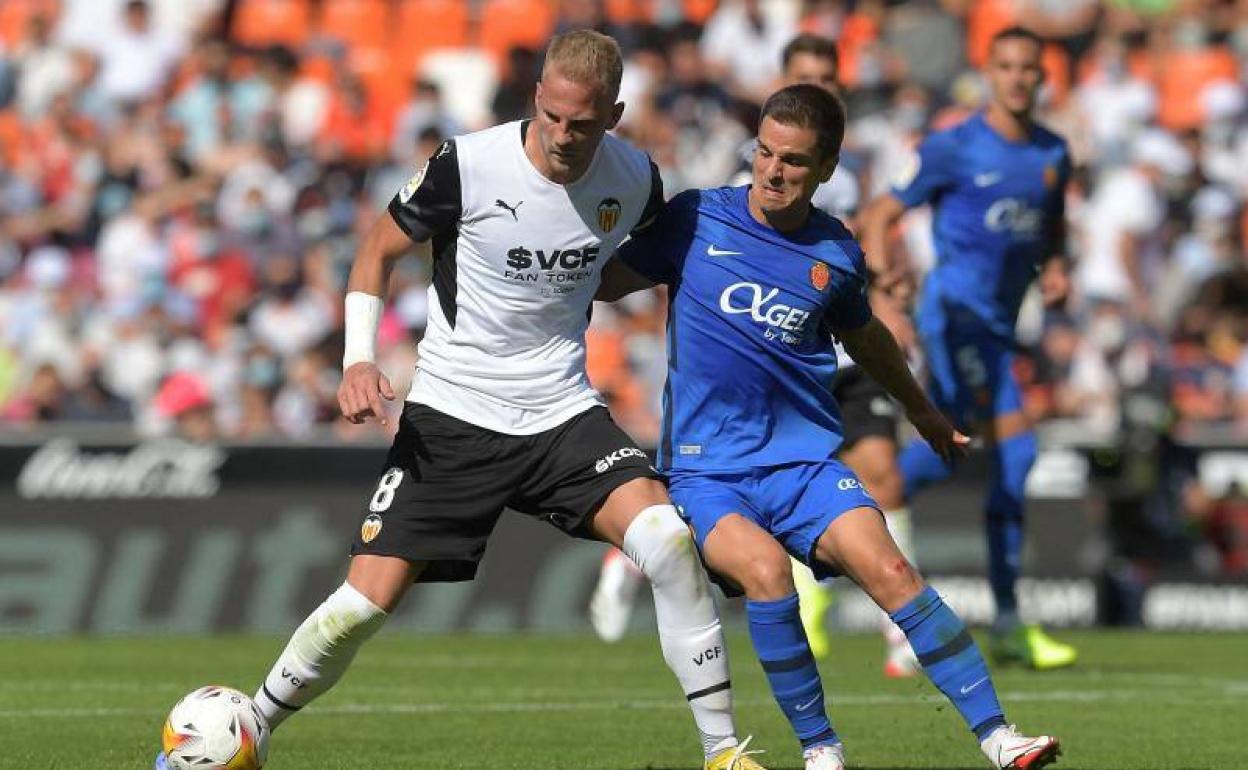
[667,458,880,580]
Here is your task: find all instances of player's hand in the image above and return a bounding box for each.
[907,403,971,462]
[338,362,396,426]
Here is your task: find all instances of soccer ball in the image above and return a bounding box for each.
[160,686,269,770]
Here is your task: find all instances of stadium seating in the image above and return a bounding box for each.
[316,0,390,50]
[231,0,313,47]
[392,0,471,77]
[479,0,556,64]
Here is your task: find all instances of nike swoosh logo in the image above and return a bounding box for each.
[794,695,820,711]
[960,676,989,695]
[707,245,743,257]
[974,172,1002,187]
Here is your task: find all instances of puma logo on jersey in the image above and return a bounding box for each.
[495,199,523,220]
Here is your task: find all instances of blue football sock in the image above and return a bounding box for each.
[890,586,1006,740]
[746,594,838,749]
[899,438,954,499]
[986,431,1037,618]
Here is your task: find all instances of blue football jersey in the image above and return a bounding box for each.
[619,185,872,473]
[893,112,1069,339]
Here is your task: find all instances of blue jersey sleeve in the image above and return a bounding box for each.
[823,241,872,332]
[891,131,961,208]
[617,189,701,285]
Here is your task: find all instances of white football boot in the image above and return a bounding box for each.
[981,725,1061,769]
[803,743,846,770]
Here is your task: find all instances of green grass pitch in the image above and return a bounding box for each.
[1,630,1244,769]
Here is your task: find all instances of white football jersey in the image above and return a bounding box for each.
[388,121,662,434]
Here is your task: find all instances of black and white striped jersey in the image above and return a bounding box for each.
[388,120,662,435]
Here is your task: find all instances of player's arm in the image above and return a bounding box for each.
[339,140,461,425]
[596,258,657,302]
[600,181,700,302]
[857,193,908,286]
[1039,152,1073,307]
[859,133,958,289]
[836,317,970,461]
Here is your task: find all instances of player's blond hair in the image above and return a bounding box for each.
[541,29,623,102]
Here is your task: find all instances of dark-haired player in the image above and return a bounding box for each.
[860,26,1077,671]
[601,83,1061,770]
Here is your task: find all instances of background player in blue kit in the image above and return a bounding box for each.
[600,84,1061,770]
[860,26,1077,671]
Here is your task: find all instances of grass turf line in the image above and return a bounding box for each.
[0,630,1243,769]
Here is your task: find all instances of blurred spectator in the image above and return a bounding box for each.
[0,0,1242,492]
[248,254,334,360]
[654,23,748,189]
[1075,128,1187,317]
[14,11,75,120]
[700,0,796,105]
[153,370,218,442]
[491,46,543,124]
[96,0,183,104]
[391,79,462,162]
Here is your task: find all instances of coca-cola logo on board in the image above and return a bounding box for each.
[17,438,225,499]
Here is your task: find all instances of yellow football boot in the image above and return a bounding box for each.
[704,736,769,770]
[792,558,834,660]
[990,625,1077,670]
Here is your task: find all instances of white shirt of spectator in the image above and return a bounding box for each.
[94,19,182,103]
[388,120,663,435]
[1076,166,1163,303]
[700,0,798,97]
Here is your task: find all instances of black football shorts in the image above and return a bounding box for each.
[831,365,900,450]
[349,403,658,582]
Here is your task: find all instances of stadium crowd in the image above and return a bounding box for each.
[0,0,1245,457]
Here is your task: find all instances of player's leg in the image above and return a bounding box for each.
[588,546,646,642]
[254,555,418,729]
[254,404,516,731]
[810,506,1059,767]
[898,322,960,499]
[982,352,1076,670]
[841,435,918,676]
[700,511,843,766]
[522,407,760,767]
[589,478,764,767]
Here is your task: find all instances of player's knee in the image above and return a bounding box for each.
[995,430,1037,495]
[297,583,388,660]
[988,429,1038,506]
[624,504,700,587]
[737,548,795,600]
[869,556,924,612]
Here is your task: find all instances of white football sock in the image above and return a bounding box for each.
[623,505,737,758]
[883,508,915,647]
[254,581,387,730]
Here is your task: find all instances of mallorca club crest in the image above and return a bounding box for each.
[1043,164,1058,189]
[597,197,622,232]
[360,514,383,544]
[810,261,831,291]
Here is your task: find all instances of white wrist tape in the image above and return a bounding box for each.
[343,291,383,369]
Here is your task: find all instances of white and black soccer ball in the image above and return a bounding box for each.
[161,686,269,770]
